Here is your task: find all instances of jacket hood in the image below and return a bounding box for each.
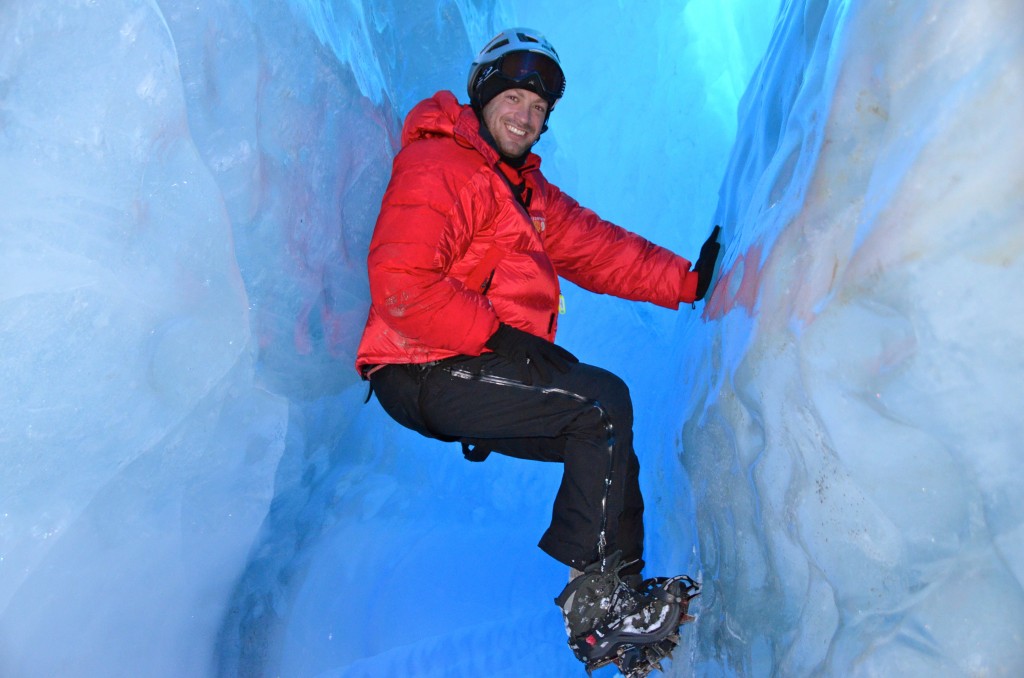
[400,90,540,170]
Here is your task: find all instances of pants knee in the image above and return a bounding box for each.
[589,369,633,433]
[567,381,632,451]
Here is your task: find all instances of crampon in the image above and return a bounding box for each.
[575,575,700,678]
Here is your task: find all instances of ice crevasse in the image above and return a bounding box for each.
[0,0,1022,677]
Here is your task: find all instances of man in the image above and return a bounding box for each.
[356,28,716,673]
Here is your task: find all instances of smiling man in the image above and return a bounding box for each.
[355,28,716,676]
[479,86,547,157]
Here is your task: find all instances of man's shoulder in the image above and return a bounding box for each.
[396,133,489,181]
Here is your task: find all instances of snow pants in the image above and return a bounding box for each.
[368,353,644,575]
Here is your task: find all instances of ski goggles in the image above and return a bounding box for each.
[493,51,565,102]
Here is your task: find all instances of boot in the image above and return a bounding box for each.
[555,553,700,676]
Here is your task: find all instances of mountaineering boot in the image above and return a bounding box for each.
[556,552,641,645]
[554,552,700,678]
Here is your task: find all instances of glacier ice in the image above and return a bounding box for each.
[686,0,1024,674]
[0,2,285,676]
[1,0,1022,677]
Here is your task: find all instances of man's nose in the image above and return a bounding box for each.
[511,102,533,124]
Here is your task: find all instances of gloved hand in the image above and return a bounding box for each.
[693,225,721,301]
[485,322,578,384]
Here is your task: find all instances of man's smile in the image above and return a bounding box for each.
[504,121,529,137]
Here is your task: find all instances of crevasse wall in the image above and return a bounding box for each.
[683,0,1024,674]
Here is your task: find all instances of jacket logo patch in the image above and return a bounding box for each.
[531,216,546,234]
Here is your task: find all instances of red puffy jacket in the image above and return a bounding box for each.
[355,91,698,374]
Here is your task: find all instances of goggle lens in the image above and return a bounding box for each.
[498,51,565,100]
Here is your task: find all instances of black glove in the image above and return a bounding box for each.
[485,322,578,384]
[693,225,721,301]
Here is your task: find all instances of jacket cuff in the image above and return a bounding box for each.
[679,268,699,304]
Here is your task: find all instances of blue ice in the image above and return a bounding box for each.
[1,1,1021,676]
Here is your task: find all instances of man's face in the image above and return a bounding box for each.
[481,87,549,159]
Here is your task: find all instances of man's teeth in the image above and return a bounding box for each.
[505,123,527,137]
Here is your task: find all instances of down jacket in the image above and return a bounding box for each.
[355,91,699,374]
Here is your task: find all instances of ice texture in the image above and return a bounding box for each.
[1,0,1022,677]
[685,0,1024,675]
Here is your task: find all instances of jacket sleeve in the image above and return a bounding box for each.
[366,148,500,354]
[541,183,700,307]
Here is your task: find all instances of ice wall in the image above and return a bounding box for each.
[3,0,1022,677]
[0,2,285,676]
[683,0,1024,675]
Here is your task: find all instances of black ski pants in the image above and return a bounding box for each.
[369,353,644,574]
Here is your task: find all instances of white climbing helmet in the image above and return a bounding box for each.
[467,27,566,110]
